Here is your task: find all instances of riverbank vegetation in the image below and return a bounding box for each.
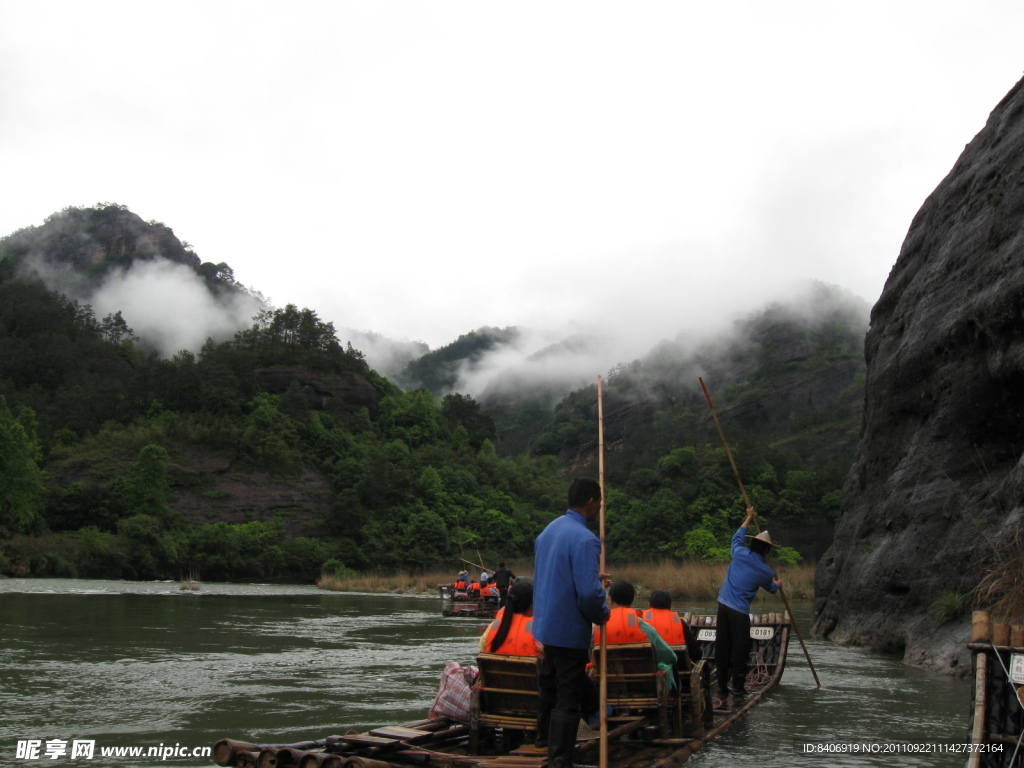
[316,559,817,602]
[973,529,1024,621]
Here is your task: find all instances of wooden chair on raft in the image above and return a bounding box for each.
[604,642,713,738]
[469,643,714,751]
[469,652,540,753]
[668,642,713,729]
[603,642,675,738]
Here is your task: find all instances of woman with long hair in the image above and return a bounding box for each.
[483,577,537,656]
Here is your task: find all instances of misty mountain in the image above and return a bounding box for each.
[398,326,523,392]
[335,328,430,382]
[0,204,265,356]
[547,282,870,465]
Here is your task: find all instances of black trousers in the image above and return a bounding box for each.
[537,644,598,724]
[715,602,751,690]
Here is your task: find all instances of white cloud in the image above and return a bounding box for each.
[1,0,1021,354]
[87,260,262,357]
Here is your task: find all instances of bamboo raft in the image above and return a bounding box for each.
[438,585,500,618]
[442,602,500,619]
[966,611,1024,767]
[211,612,790,768]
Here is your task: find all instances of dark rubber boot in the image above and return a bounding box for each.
[534,699,551,749]
[729,673,746,695]
[546,711,580,768]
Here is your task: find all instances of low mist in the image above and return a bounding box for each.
[22,254,264,357]
[446,280,870,407]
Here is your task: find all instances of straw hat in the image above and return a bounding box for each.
[745,530,780,548]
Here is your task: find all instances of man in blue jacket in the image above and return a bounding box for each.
[533,478,610,768]
[716,506,782,697]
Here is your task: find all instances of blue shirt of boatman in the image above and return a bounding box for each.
[717,524,779,614]
[533,509,610,649]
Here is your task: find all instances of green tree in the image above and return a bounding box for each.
[401,508,451,569]
[684,527,731,563]
[441,393,496,450]
[238,393,303,473]
[0,399,45,537]
[116,514,183,578]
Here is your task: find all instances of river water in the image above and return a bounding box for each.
[0,578,972,768]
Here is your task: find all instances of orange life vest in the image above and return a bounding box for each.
[485,613,538,656]
[594,606,648,645]
[642,608,686,645]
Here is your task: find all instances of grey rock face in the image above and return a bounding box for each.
[813,76,1024,675]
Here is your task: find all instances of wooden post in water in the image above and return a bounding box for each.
[1011,624,1024,649]
[993,621,1011,648]
[597,374,608,768]
[968,650,988,768]
[971,610,991,643]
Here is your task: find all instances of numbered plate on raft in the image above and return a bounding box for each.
[1011,653,1024,684]
[697,626,775,642]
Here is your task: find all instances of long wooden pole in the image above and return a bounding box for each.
[698,377,822,688]
[458,557,492,574]
[597,375,608,768]
[967,651,987,768]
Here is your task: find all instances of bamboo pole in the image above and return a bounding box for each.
[993,621,1011,648]
[698,377,822,688]
[967,651,988,768]
[1011,625,1024,649]
[458,557,492,574]
[597,374,609,768]
[972,611,991,643]
[214,739,259,766]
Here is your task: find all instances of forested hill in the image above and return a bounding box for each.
[395,283,869,562]
[497,283,869,561]
[0,205,563,582]
[2,204,250,302]
[0,204,868,582]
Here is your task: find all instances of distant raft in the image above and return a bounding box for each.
[438,584,499,618]
[210,612,791,768]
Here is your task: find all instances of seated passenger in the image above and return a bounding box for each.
[594,581,677,669]
[480,577,538,656]
[643,589,697,668]
[482,582,501,604]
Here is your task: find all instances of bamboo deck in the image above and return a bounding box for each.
[210,613,790,768]
[442,602,500,619]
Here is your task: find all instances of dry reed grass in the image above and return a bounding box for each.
[974,529,1024,622]
[318,558,817,602]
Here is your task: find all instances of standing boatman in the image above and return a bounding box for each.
[715,506,781,697]
[532,478,610,768]
[492,561,516,607]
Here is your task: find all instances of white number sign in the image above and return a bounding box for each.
[696,626,776,641]
[1010,653,1024,684]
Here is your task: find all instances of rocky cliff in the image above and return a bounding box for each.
[813,75,1024,675]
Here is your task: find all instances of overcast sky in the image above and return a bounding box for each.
[2,2,1022,354]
